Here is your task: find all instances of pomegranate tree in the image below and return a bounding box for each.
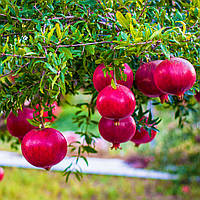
[0,167,4,181]
[7,107,38,141]
[96,84,136,119]
[135,60,168,103]
[154,57,196,98]
[131,117,157,147]
[99,116,136,149]
[21,128,67,170]
[93,63,133,92]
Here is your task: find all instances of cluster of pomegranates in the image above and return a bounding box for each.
[6,103,67,170]
[93,57,196,149]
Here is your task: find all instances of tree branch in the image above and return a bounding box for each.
[0,63,30,79]
[0,54,46,59]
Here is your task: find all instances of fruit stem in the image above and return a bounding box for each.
[159,94,169,104]
[113,66,117,85]
[111,143,122,150]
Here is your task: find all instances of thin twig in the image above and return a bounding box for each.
[0,13,79,22]
[0,54,46,59]
[0,63,30,79]
[137,2,148,22]
[0,13,32,21]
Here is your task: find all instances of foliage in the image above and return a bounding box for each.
[0,0,199,180]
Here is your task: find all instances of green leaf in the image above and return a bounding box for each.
[45,63,57,74]
[160,44,170,59]
[149,27,166,40]
[55,23,62,39]
[60,48,73,59]
[116,11,129,30]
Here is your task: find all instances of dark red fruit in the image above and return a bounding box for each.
[34,102,61,122]
[93,63,133,92]
[97,84,136,119]
[21,128,67,170]
[154,57,196,98]
[7,107,38,141]
[194,91,200,102]
[131,117,157,147]
[135,60,168,103]
[0,167,4,181]
[99,116,136,149]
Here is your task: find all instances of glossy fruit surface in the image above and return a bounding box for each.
[99,116,136,149]
[96,84,136,119]
[154,57,196,98]
[7,107,38,140]
[93,63,133,92]
[135,60,168,103]
[21,128,67,170]
[0,167,4,181]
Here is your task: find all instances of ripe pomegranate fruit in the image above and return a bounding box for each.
[97,84,136,119]
[131,117,157,147]
[34,102,61,122]
[0,167,4,181]
[93,63,133,92]
[7,107,38,141]
[21,128,67,170]
[194,91,200,102]
[154,57,196,98]
[135,60,168,103]
[99,116,136,149]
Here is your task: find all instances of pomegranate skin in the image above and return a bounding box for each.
[34,102,61,122]
[99,116,136,149]
[7,107,38,140]
[93,63,134,92]
[21,128,67,170]
[195,92,200,102]
[135,60,168,103]
[0,167,4,181]
[154,58,196,98]
[96,84,136,119]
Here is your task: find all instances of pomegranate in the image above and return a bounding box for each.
[195,91,200,102]
[34,102,61,122]
[0,167,4,181]
[7,107,38,141]
[135,60,168,103]
[21,128,67,170]
[99,116,136,149]
[131,117,157,147]
[93,63,133,92]
[154,57,196,98]
[97,84,136,119]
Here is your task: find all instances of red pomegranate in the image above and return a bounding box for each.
[96,84,136,119]
[135,60,168,103]
[0,167,4,181]
[7,107,38,141]
[154,57,196,98]
[21,128,67,170]
[99,116,136,149]
[34,102,61,122]
[93,63,133,92]
[195,91,200,102]
[131,117,157,147]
